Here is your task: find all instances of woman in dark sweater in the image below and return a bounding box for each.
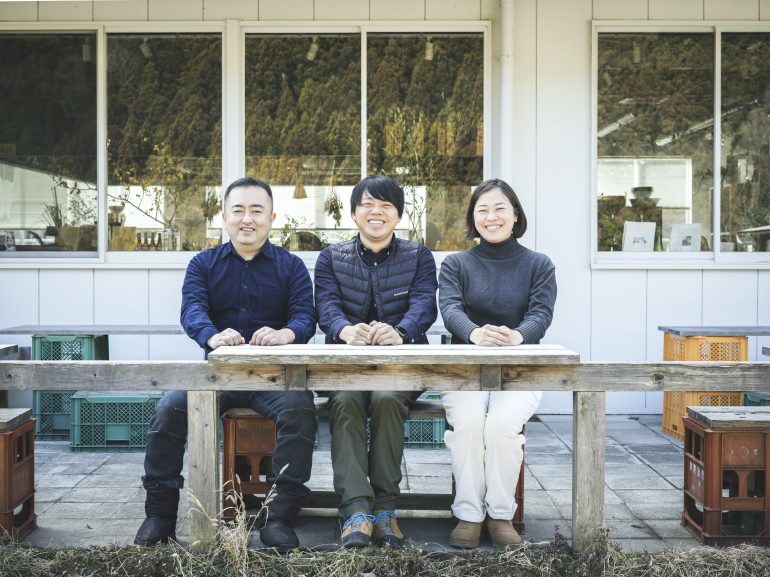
[439,179,556,549]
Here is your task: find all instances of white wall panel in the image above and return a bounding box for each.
[704,0,759,20]
[108,335,149,360]
[755,271,770,359]
[0,3,38,21]
[149,269,186,324]
[591,270,647,360]
[94,270,149,325]
[481,0,497,20]
[39,270,94,324]
[149,334,203,360]
[762,0,770,19]
[649,0,703,20]
[149,0,203,20]
[592,0,647,20]
[315,0,368,20]
[426,0,480,20]
[646,270,702,361]
[371,0,424,20]
[704,270,758,359]
[39,2,93,21]
[0,269,38,328]
[258,0,313,20]
[94,1,149,20]
[204,0,258,20]
[535,0,592,366]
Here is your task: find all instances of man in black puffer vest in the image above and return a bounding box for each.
[314,175,438,549]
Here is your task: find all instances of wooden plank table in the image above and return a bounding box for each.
[659,326,770,337]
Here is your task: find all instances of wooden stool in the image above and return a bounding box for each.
[221,408,276,519]
[0,409,36,540]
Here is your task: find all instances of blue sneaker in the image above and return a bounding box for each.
[341,510,375,548]
[372,509,405,548]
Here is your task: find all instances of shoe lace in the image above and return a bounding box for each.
[343,511,375,532]
[373,509,397,535]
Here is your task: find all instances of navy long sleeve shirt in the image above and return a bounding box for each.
[181,240,316,353]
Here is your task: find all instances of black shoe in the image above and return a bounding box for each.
[260,518,299,552]
[135,516,177,545]
[135,487,179,546]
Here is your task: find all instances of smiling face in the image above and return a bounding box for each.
[473,187,517,244]
[352,190,401,251]
[222,185,276,258]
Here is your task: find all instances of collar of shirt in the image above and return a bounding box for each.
[356,234,394,267]
[218,239,276,262]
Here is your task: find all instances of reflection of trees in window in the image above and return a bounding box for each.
[0,34,97,252]
[597,33,713,252]
[721,34,770,252]
[107,34,222,251]
[368,35,482,250]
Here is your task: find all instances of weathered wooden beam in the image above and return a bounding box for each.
[286,365,307,390]
[480,365,502,391]
[187,391,219,550]
[572,391,605,553]
[3,360,770,392]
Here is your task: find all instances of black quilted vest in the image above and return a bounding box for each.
[325,237,426,343]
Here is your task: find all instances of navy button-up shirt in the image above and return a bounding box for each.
[181,240,316,353]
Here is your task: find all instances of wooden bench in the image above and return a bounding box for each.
[222,396,526,531]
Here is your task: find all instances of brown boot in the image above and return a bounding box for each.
[449,520,482,549]
[486,517,522,548]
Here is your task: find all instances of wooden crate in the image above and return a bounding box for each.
[0,410,36,541]
[662,333,746,440]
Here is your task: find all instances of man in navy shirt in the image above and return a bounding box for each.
[314,175,437,549]
[135,177,317,552]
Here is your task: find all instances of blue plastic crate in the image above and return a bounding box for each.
[744,392,770,406]
[404,418,446,448]
[33,391,73,440]
[70,392,163,452]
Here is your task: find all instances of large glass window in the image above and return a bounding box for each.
[245,34,360,250]
[107,34,222,252]
[597,33,713,253]
[0,33,97,254]
[721,33,770,253]
[368,34,483,251]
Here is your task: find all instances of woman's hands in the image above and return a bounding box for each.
[468,325,523,346]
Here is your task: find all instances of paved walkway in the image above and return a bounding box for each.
[27,414,698,552]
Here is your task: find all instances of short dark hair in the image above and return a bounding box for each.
[223,176,273,209]
[465,178,528,239]
[350,175,405,217]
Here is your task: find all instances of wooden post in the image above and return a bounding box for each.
[479,365,502,390]
[187,390,219,549]
[572,391,605,553]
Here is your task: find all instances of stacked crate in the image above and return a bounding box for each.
[32,335,108,440]
[0,409,36,540]
[662,332,745,440]
[682,406,770,545]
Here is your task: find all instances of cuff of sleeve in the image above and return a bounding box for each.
[455,318,479,344]
[516,321,542,345]
[329,320,350,343]
[283,323,303,344]
[197,327,219,349]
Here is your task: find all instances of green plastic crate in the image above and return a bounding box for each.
[32,334,109,440]
[70,392,162,452]
[744,391,770,406]
[404,418,446,448]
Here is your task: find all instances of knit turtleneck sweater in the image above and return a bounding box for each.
[438,235,557,344]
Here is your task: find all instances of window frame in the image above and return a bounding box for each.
[0,20,490,269]
[592,21,770,269]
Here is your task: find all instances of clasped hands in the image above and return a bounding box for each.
[206,326,296,349]
[468,324,523,346]
[339,320,403,346]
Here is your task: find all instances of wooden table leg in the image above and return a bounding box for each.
[187,390,219,549]
[572,391,605,553]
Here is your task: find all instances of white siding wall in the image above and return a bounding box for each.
[2,0,770,413]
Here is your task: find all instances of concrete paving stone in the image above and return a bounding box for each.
[645,519,696,540]
[112,501,147,519]
[626,443,682,454]
[605,475,675,490]
[606,519,658,540]
[608,432,672,446]
[46,453,112,465]
[537,475,573,490]
[405,462,450,477]
[35,441,71,454]
[60,486,141,503]
[103,452,146,463]
[606,416,654,429]
[521,518,571,542]
[34,487,70,503]
[403,449,451,464]
[36,500,57,516]
[611,538,667,553]
[523,490,563,520]
[604,504,636,520]
[525,453,574,465]
[636,453,684,466]
[604,444,631,456]
[605,464,659,477]
[647,464,685,478]
[529,464,572,478]
[41,502,122,520]
[92,462,145,475]
[407,476,452,492]
[613,489,682,505]
[43,462,109,476]
[666,476,684,490]
[35,474,87,489]
[306,474,334,490]
[74,474,143,488]
[623,503,683,521]
[604,452,643,465]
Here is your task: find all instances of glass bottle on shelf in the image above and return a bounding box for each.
[135,232,143,251]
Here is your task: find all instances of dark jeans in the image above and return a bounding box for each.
[143,390,316,519]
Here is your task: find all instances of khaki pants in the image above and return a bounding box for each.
[327,391,418,518]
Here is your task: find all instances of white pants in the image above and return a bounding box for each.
[441,391,542,522]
